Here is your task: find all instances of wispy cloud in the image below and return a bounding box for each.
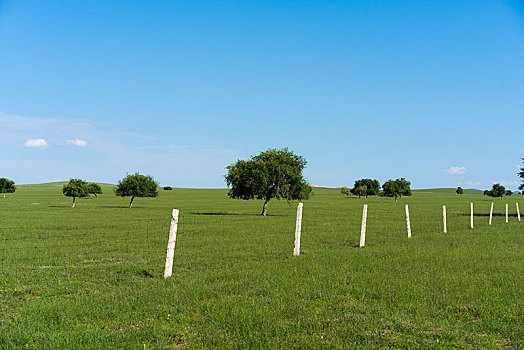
[446,166,466,175]
[67,138,88,147]
[467,180,482,187]
[1,111,90,132]
[1,110,241,187]
[23,138,48,148]
[491,180,518,187]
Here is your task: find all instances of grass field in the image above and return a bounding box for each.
[1,184,523,349]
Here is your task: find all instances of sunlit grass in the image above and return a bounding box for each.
[0,185,522,348]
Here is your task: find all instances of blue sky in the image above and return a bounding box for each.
[1,0,523,189]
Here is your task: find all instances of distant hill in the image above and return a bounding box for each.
[310,185,340,189]
[18,182,115,190]
[412,188,483,195]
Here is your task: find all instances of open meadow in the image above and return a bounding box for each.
[0,184,523,349]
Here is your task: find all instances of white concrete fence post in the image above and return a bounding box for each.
[360,204,368,247]
[443,205,447,233]
[470,203,474,229]
[164,209,179,279]
[506,204,509,223]
[517,203,521,222]
[293,203,303,256]
[489,202,493,226]
[405,204,411,238]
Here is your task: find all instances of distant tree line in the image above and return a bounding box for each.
[3,153,524,213]
[340,178,412,202]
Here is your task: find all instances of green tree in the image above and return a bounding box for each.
[456,187,464,195]
[115,173,159,208]
[62,179,89,208]
[519,158,524,191]
[340,186,352,198]
[0,178,16,199]
[485,183,506,200]
[397,178,412,198]
[505,190,513,196]
[350,179,380,199]
[351,184,367,199]
[382,178,412,202]
[87,183,103,199]
[225,148,312,216]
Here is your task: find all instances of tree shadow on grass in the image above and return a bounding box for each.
[100,205,133,209]
[460,213,519,217]
[190,212,293,217]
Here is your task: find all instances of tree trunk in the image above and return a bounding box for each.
[395,196,398,203]
[72,197,76,208]
[95,194,98,199]
[261,198,270,216]
[2,193,5,199]
[358,192,361,199]
[129,196,135,208]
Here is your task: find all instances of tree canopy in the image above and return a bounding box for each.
[225,148,311,216]
[87,183,103,199]
[340,186,352,197]
[382,178,412,202]
[519,158,524,192]
[62,179,89,208]
[350,179,380,198]
[0,177,16,198]
[115,173,159,208]
[484,183,506,199]
[456,187,464,195]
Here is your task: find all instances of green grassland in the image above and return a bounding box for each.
[0,185,523,349]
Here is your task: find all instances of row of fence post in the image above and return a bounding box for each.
[164,201,521,278]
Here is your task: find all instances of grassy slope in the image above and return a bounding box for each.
[0,185,523,349]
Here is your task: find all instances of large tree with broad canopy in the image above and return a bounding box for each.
[0,178,16,198]
[62,179,89,208]
[225,148,311,216]
[115,173,159,208]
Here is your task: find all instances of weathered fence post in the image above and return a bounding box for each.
[360,204,368,247]
[163,209,179,279]
[405,205,411,238]
[517,203,521,222]
[489,202,493,225]
[470,203,474,229]
[293,203,303,256]
[443,205,447,233]
[506,204,508,223]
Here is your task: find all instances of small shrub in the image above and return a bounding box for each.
[163,186,173,190]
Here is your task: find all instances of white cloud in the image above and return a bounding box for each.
[23,138,48,149]
[67,138,88,147]
[446,166,466,175]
